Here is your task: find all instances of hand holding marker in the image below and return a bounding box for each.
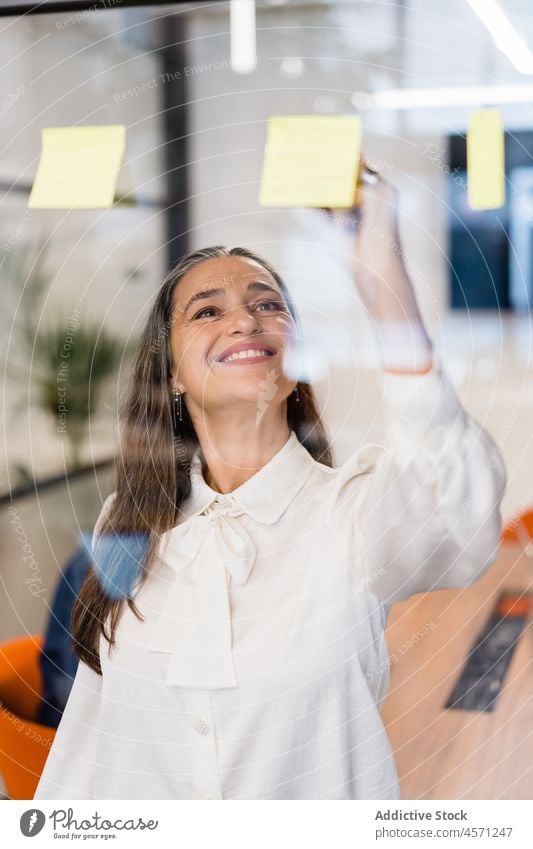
[322,157,434,374]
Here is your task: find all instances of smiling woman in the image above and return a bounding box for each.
[34,181,506,801]
[64,244,333,667]
[167,251,316,493]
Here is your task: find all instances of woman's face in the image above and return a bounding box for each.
[169,256,298,415]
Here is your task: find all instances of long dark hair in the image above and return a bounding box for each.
[71,246,334,674]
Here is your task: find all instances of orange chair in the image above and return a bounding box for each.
[502,509,533,548]
[0,634,56,799]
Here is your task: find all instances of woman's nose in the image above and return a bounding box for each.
[225,304,262,333]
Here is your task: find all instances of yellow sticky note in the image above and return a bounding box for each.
[467,110,505,210]
[259,115,362,208]
[28,125,126,209]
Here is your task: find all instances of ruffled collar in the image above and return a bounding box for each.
[179,429,317,524]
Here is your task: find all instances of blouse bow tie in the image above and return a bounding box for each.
[148,497,256,688]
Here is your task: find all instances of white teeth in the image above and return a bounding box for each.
[222,349,272,362]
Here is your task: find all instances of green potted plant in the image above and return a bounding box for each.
[2,241,132,474]
[32,321,126,469]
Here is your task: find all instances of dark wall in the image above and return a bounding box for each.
[448,130,533,311]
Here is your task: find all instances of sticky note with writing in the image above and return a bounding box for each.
[28,125,126,209]
[259,115,362,208]
[467,110,505,210]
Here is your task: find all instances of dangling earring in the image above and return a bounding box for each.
[172,388,183,429]
[293,385,300,403]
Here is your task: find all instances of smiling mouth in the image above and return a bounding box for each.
[217,348,277,364]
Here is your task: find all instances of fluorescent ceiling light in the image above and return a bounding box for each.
[465,0,533,75]
[351,83,533,110]
[230,0,257,75]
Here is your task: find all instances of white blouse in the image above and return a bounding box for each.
[34,363,506,801]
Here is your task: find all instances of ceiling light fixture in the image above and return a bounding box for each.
[465,0,533,75]
[351,83,533,110]
[230,0,257,75]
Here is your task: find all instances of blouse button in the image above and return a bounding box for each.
[192,717,210,735]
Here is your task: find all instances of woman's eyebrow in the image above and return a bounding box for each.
[182,281,280,314]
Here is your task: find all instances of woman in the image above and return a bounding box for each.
[35,169,506,800]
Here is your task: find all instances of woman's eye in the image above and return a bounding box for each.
[255,299,286,312]
[193,306,219,319]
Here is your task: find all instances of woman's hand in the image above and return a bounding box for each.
[321,161,434,374]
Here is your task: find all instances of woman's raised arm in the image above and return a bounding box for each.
[324,164,507,606]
